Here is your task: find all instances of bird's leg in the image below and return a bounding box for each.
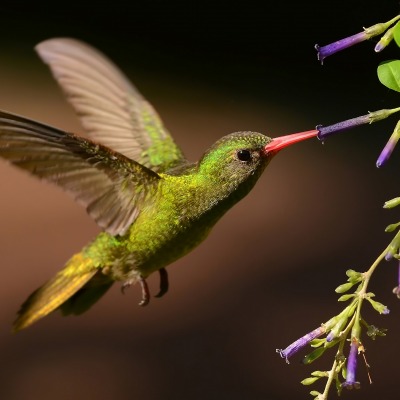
[154,268,169,298]
[122,270,167,305]
[121,276,150,306]
[138,276,150,306]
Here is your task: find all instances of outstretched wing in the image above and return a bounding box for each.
[35,38,185,172]
[0,111,161,236]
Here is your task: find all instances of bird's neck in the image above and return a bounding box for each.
[163,163,266,223]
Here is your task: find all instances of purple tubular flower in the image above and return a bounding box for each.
[317,109,400,142]
[376,120,400,167]
[342,339,361,390]
[315,31,368,64]
[376,143,394,167]
[276,326,325,364]
[317,115,371,141]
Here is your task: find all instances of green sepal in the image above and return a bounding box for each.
[301,377,320,386]
[342,364,347,379]
[377,60,400,92]
[336,375,343,396]
[385,222,400,232]
[338,294,354,302]
[310,338,325,348]
[325,303,356,342]
[310,391,322,397]
[324,338,340,349]
[383,197,400,208]
[386,231,400,257]
[303,347,326,365]
[335,282,355,293]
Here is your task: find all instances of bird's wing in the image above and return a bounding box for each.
[0,111,161,236]
[35,38,186,173]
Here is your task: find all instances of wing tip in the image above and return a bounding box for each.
[12,318,31,333]
[35,37,87,61]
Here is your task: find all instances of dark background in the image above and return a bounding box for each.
[1,1,400,399]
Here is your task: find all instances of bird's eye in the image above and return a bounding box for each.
[236,149,252,162]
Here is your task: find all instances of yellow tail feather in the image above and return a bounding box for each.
[13,254,97,332]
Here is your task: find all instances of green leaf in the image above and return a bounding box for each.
[303,347,326,365]
[377,60,400,92]
[393,21,400,47]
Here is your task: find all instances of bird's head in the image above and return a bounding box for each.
[198,129,318,190]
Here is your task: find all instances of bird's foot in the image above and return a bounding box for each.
[121,269,168,306]
[154,268,169,298]
[138,277,150,306]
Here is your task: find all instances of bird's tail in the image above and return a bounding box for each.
[13,253,103,332]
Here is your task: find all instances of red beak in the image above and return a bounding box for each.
[264,129,319,155]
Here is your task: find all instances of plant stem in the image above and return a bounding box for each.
[354,246,390,327]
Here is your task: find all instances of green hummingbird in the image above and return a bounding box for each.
[0,38,317,332]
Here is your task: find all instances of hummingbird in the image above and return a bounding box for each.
[0,38,318,332]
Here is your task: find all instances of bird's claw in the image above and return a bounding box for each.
[154,268,169,298]
[122,269,169,306]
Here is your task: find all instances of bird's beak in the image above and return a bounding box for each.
[263,129,319,155]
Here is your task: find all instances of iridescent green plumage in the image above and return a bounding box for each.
[0,39,315,331]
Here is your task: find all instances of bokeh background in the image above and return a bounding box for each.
[1,1,400,399]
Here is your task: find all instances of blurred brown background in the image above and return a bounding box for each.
[1,1,400,399]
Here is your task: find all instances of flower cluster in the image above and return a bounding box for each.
[276,12,400,400]
[315,15,400,166]
[277,266,390,399]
